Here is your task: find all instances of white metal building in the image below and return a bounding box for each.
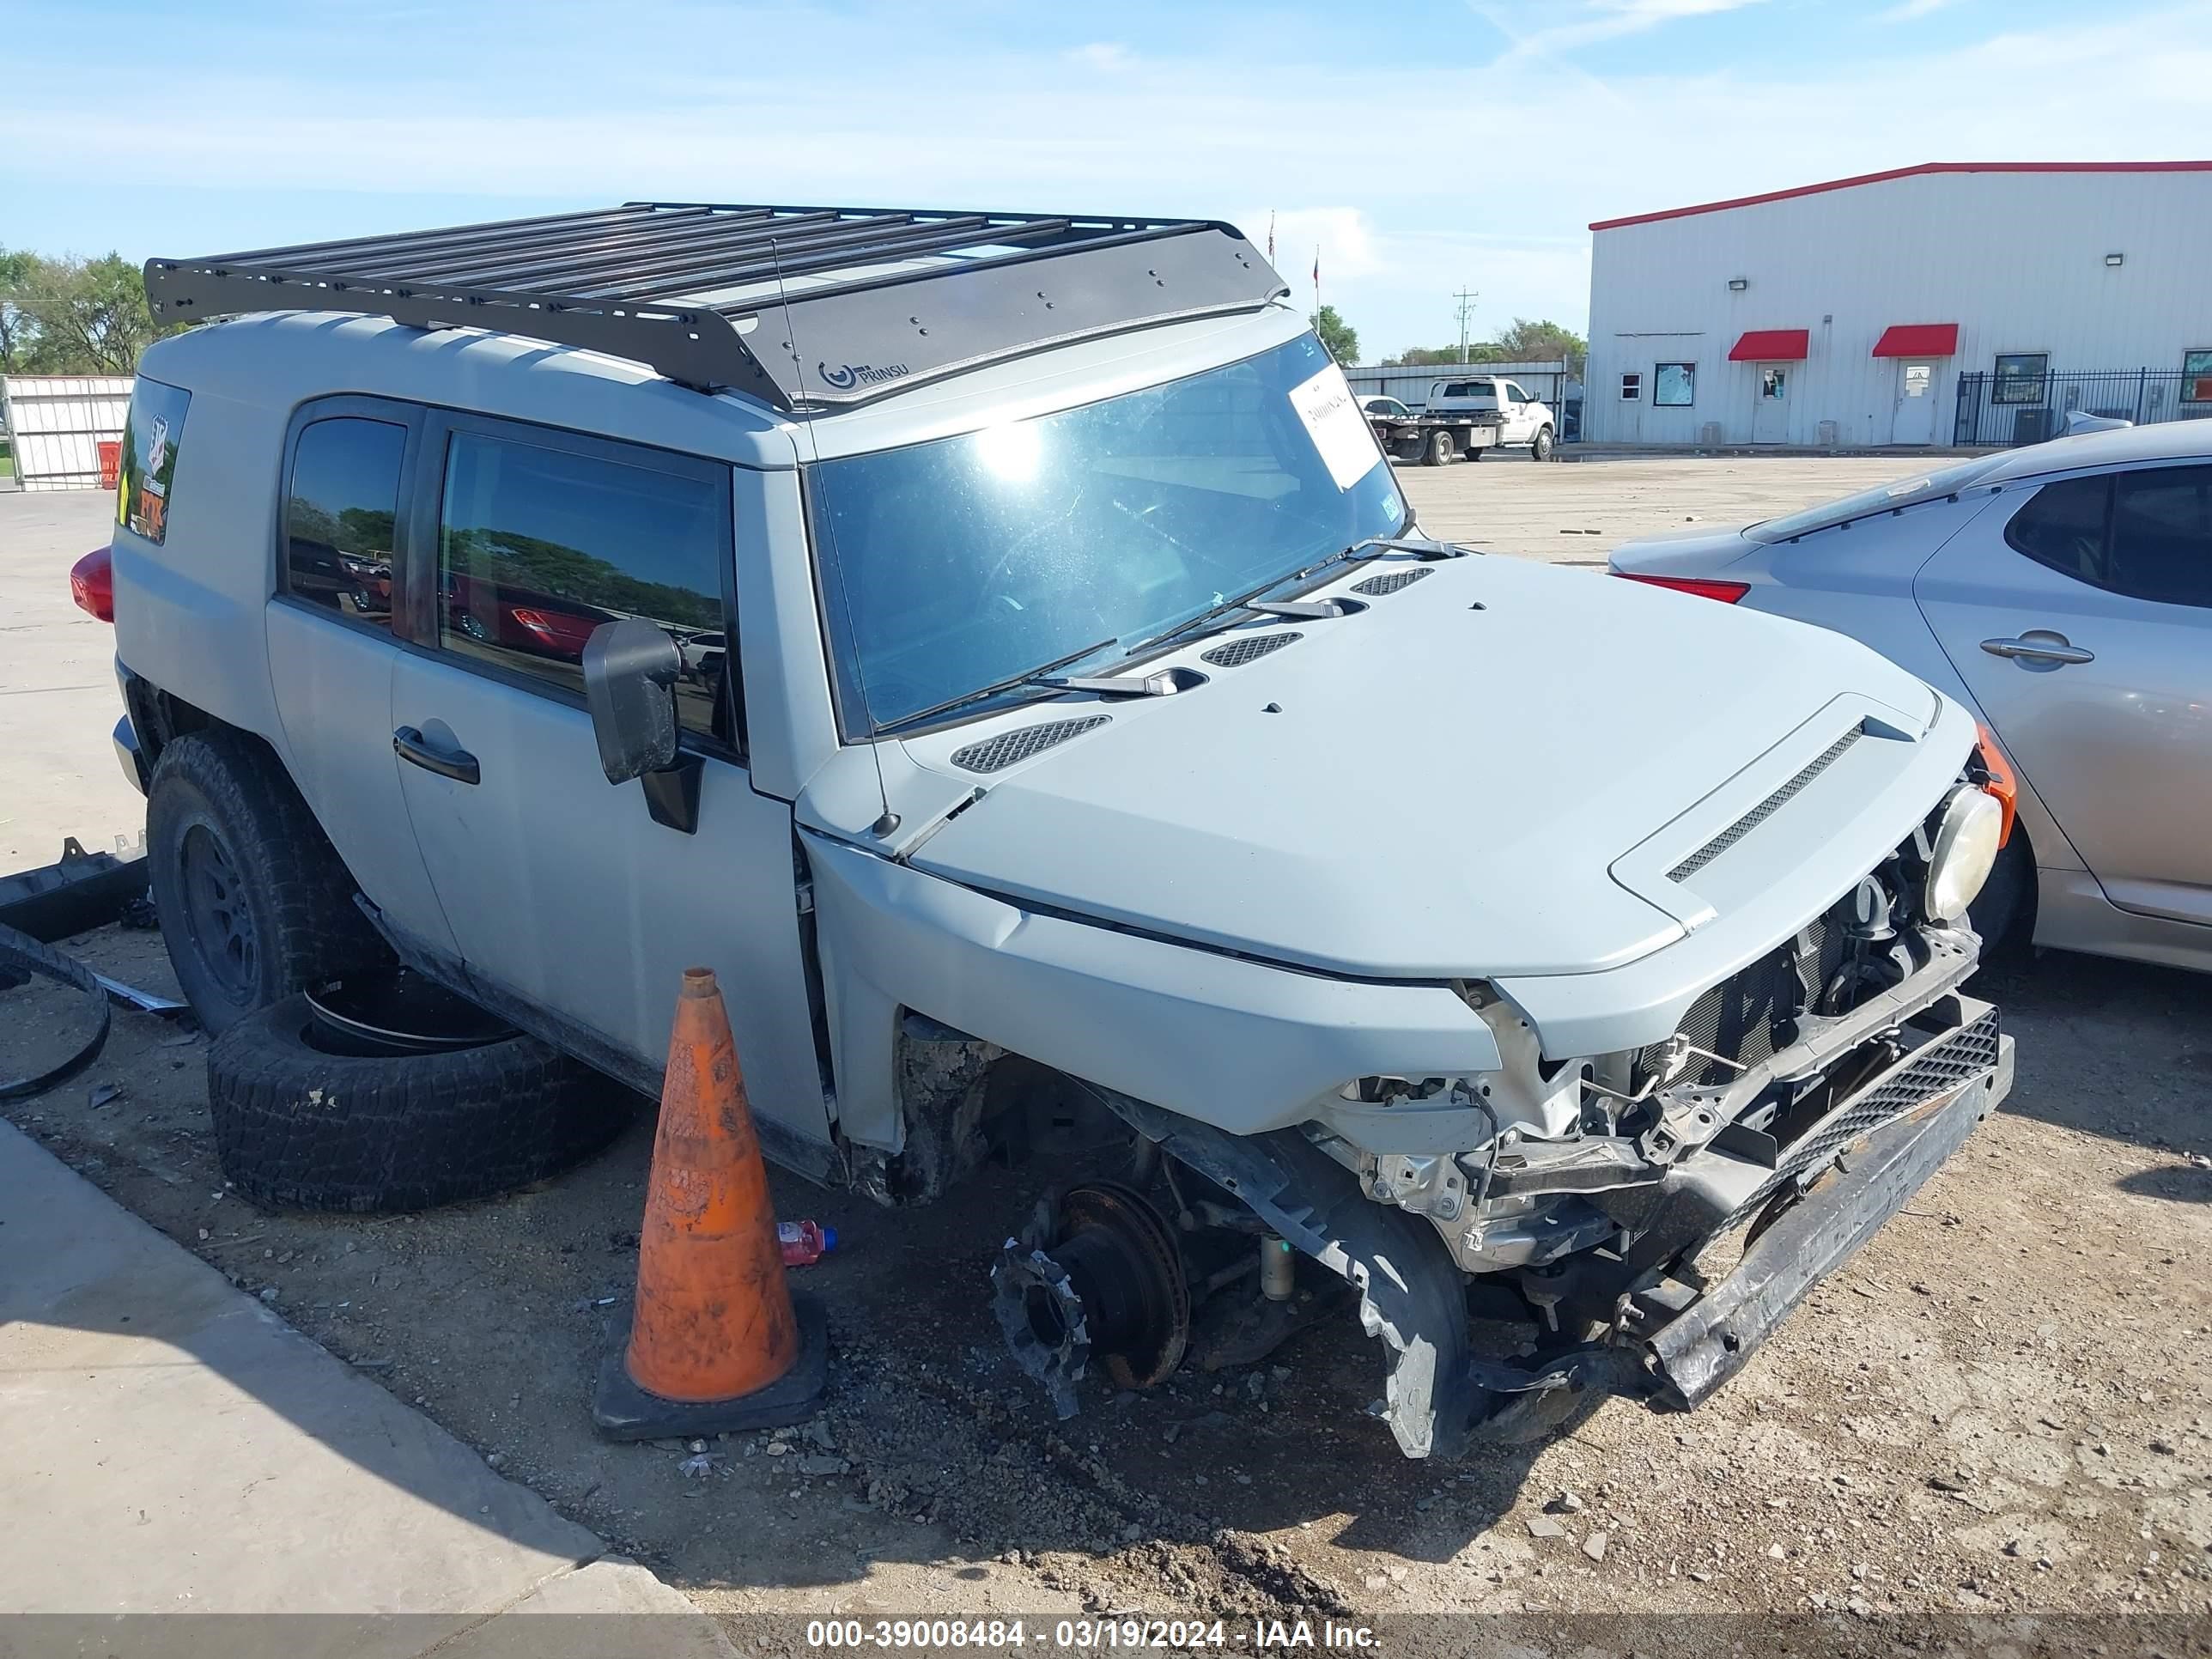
[1,374,134,489]
[1583,161,2212,449]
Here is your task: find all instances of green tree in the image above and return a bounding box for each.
[0,250,179,374]
[1489,318,1587,377]
[1382,319,1588,375]
[1310,305,1359,366]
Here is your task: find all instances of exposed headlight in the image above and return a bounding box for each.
[1923,786,2003,922]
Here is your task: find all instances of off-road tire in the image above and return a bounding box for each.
[206,993,634,1212]
[1531,425,1555,462]
[1424,429,1456,466]
[147,730,389,1034]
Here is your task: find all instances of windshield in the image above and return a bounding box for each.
[1747,453,2010,544]
[807,332,1407,732]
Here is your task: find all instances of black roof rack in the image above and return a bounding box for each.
[146,203,1289,412]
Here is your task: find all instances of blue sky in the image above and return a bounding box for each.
[5,0,2207,361]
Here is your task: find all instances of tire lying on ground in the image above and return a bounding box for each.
[207,993,635,1212]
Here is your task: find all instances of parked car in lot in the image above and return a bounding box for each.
[95,202,2013,1458]
[1426,374,1558,460]
[1609,422,2212,975]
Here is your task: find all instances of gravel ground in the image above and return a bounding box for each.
[7,462,2210,1652]
[6,924,2209,1654]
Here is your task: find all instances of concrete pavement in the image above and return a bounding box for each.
[0,1117,730,1653]
[0,489,146,874]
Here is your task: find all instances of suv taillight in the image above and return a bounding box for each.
[70,546,114,622]
[1611,570,1749,604]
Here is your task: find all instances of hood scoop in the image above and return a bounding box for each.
[1667,727,1863,882]
[1201,630,1303,668]
[951,714,1112,775]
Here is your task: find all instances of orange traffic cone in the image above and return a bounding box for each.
[593,967,826,1439]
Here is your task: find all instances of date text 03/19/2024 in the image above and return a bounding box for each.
[802,1618,1381,1650]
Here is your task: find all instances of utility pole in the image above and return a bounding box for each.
[1453,287,1480,364]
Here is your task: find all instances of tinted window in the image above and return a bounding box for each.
[285,418,404,629]
[2004,475,2110,584]
[2110,466,2212,608]
[118,377,191,545]
[437,430,728,741]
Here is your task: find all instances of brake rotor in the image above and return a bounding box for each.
[991,1181,1191,1418]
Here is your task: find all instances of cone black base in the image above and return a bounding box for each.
[592,1290,828,1442]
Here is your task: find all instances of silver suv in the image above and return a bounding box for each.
[104,204,2013,1457]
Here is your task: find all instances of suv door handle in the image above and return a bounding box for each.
[1981,635,2094,666]
[393,726,480,785]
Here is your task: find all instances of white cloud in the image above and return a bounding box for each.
[1474,0,1765,66]
[1876,0,1960,17]
[1067,42,1134,71]
[2,1,2206,357]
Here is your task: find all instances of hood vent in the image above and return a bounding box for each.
[1351,567,1433,598]
[951,714,1112,774]
[1201,630,1303,668]
[1668,728,1863,882]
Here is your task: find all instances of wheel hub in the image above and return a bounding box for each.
[991,1182,1190,1419]
[180,823,256,999]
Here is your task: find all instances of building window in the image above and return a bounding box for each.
[1619,373,1641,401]
[1653,362,1695,407]
[1993,353,2049,406]
[2183,349,2212,404]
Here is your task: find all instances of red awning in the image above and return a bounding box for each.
[1872,323,1959,358]
[1729,329,1810,362]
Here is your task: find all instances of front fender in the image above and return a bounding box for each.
[801,834,1503,1156]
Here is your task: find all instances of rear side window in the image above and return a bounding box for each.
[2004,474,2111,585]
[2110,466,2212,608]
[117,377,191,545]
[435,429,730,742]
[2004,466,2212,610]
[284,417,405,630]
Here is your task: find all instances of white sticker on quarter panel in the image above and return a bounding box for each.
[1288,364,1380,492]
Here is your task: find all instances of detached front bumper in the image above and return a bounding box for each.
[1640,1010,2013,1409]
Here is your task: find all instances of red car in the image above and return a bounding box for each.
[443,573,617,662]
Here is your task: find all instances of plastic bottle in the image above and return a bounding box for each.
[777,1219,837,1266]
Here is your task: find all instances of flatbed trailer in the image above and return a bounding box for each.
[1368,410,1505,465]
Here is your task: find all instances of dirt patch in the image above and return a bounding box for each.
[7,924,2211,1640]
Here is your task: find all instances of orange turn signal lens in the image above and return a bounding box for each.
[1972,721,2017,848]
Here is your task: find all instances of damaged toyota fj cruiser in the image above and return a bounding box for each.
[104,204,2013,1457]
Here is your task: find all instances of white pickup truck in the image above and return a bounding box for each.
[1426,374,1558,460]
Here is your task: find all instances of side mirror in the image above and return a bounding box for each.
[581,618,681,785]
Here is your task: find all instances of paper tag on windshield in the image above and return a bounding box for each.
[1288,364,1381,493]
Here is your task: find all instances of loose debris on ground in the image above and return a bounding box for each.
[5,925,2209,1644]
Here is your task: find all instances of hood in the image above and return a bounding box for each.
[889,556,1937,980]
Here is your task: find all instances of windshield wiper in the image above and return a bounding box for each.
[873,635,1117,735]
[1121,532,1463,662]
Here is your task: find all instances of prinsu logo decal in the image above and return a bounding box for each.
[817,360,911,392]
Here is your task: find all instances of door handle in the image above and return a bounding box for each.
[393,726,480,785]
[1980,635,2094,666]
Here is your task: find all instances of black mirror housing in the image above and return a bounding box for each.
[581,618,682,784]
